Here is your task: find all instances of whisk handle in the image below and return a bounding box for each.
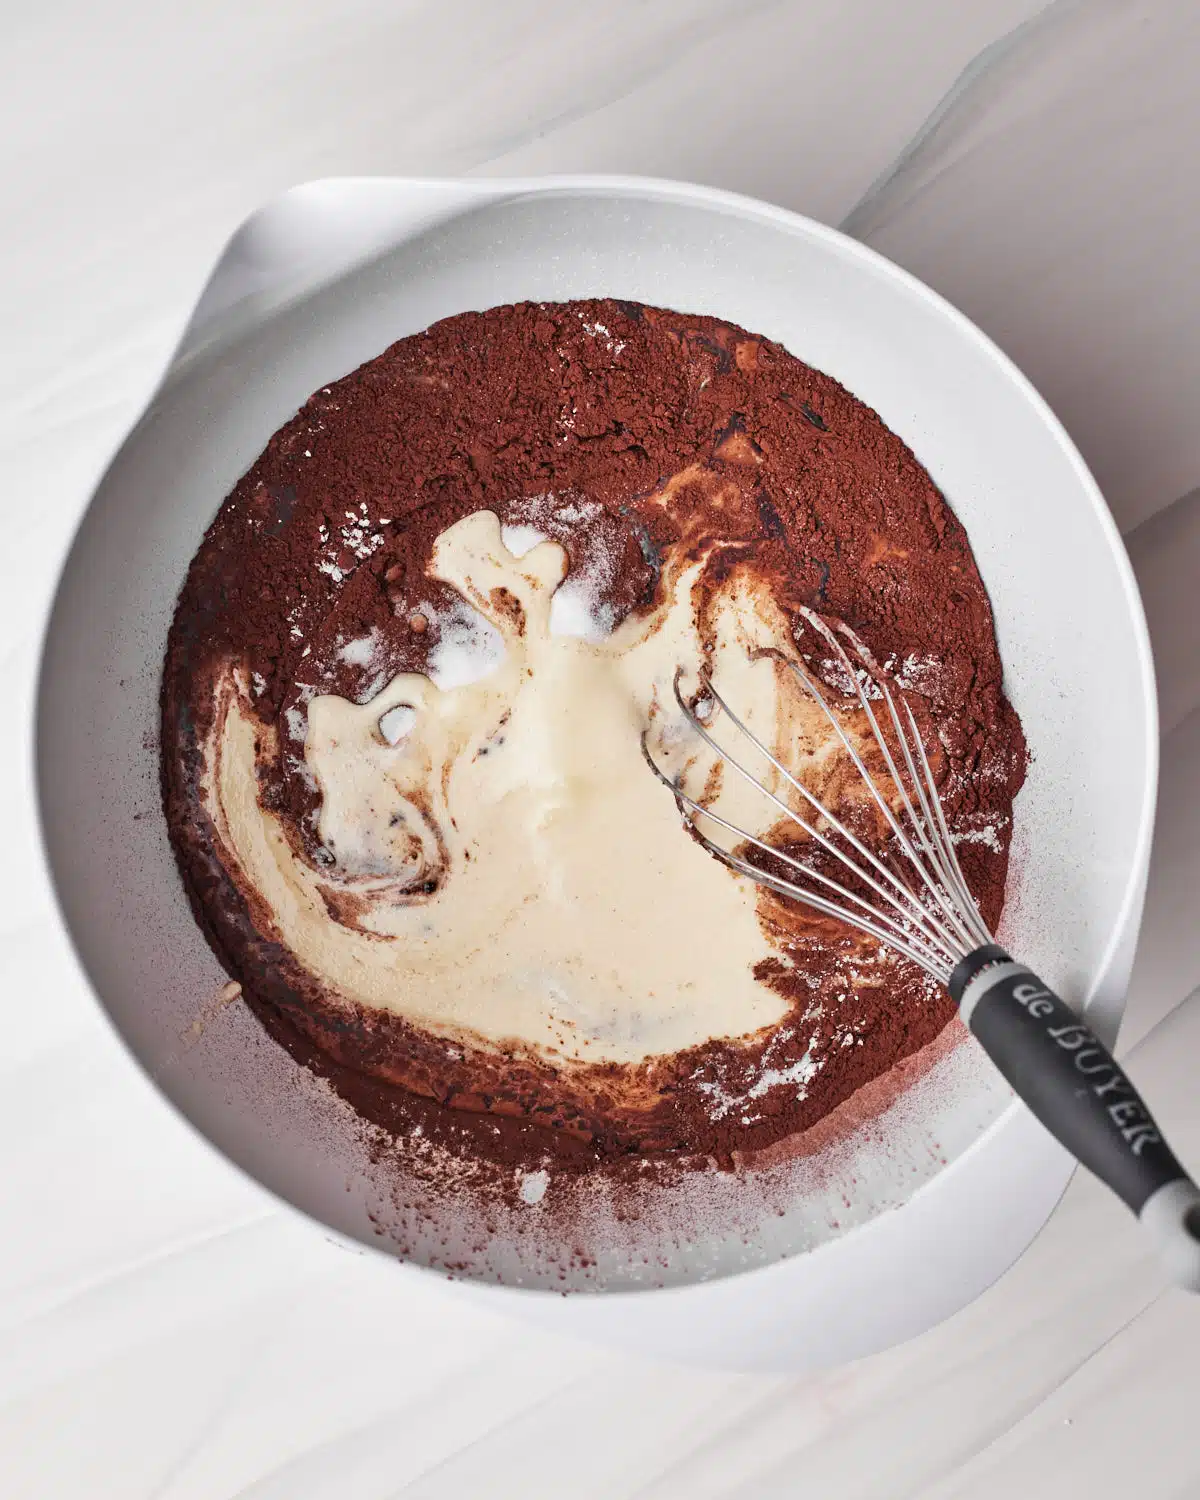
[950,948,1200,1293]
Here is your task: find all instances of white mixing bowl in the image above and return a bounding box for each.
[36,177,1156,1371]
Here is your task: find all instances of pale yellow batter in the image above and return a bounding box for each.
[200,510,874,1067]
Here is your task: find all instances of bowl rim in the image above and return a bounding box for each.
[33,171,1160,1321]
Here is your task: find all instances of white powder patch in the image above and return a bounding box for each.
[694,1044,822,1122]
[578,313,627,355]
[500,523,547,558]
[746,1047,820,1101]
[284,706,307,743]
[338,507,387,564]
[502,494,623,641]
[549,581,616,642]
[316,502,389,585]
[952,819,1005,853]
[378,704,416,745]
[518,1169,549,1206]
[338,629,379,668]
[894,653,945,693]
[692,1079,746,1121]
[814,654,882,701]
[853,666,884,700]
[427,602,506,691]
[359,669,391,703]
[551,500,591,525]
[522,494,619,642]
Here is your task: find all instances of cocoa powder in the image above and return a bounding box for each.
[161,299,1026,1177]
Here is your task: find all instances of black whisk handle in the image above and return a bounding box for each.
[949,948,1200,1292]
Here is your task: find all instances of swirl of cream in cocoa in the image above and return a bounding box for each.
[198,510,889,1070]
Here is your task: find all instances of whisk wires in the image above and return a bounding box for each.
[642,613,994,988]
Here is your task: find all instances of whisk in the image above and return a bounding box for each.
[644,611,1200,1292]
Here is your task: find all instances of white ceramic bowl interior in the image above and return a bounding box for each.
[36,178,1156,1371]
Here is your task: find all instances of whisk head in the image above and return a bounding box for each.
[642,610,995,989]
